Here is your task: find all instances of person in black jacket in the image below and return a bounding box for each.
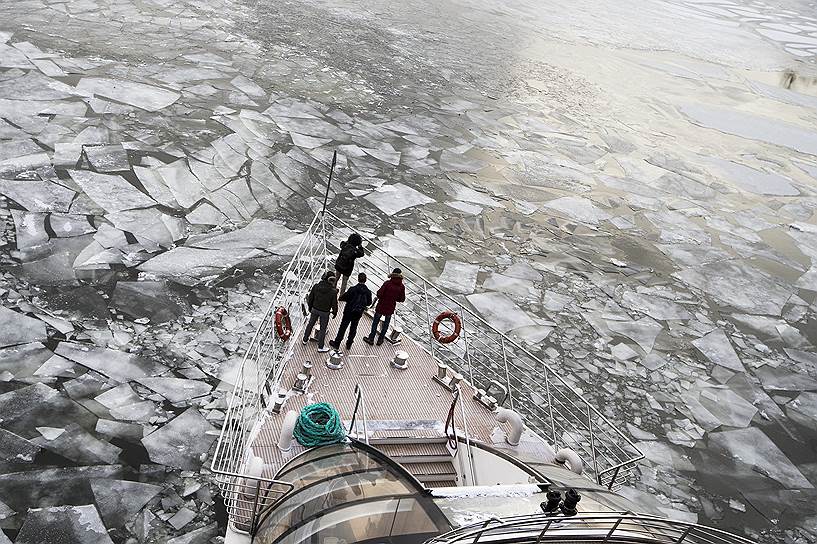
[302,270,338,353]
[334,233,364,297]
[328,272,373,351]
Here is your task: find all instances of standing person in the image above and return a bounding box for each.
[334,233,365,297]
[302,271,338,353]
[363,268,405,346]
[328,272,373,351]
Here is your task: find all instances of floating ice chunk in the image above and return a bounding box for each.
[444,182,501,207]
[33,354,77,378]
[543,291,572,312]
[691,329,744,371]
[167,523,218,544]
[0,179,76,212]
[36,427,65,440]
[681,103,817,156]
[446,201,483,215]
[95,419,144,442]
[439,150,487,173]
[168,507,197,530]
[674,261,790,316]
[364,183,434,215]
[138,247,262,285]
[363,147,401,166]
[437,261,479,294]
[230,75,265,97]
[541,196,611,225]
[696,384,757,428]
[290,132,331,149]
[786,392,817,431]
[466,292,535,333]
[55,342,168,382]
[95,384,141,409]
[91,479,162,527]
[0,306,47,348]
[10,210,48,248]
[710,428,813,489]
[68,170,155,212]
[636,440,694,471]
[109,401,157,423]
[608,317,663,353]
[0,427,41,468]
[755,366,817,392]
[141,408,216,470]
[76,77,180,111]
[31,422,121,464]
[49,214,96,238]
[136,377,212,404]
[106,208,182,248]
[157,159,207,209]
[113,281,188,323]
[0,43,32,68]
[84,145,130,173]
[611,343,639,361]
[186,202,228,226]
[706,158,799,196]
[483,273,538,299]
[15,505,114,544]
[621,291,691,320]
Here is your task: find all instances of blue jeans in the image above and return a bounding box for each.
[368,312,392,340]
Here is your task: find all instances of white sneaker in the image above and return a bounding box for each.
[317,347,330,353]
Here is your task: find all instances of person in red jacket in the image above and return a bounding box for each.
[363,268,406,346]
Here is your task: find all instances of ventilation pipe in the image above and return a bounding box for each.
[278,410,299,451]
[240,454,265,499]
[555,448,584,475]
[495,407,524,446]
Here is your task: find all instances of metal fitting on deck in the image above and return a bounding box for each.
[278,410,299,451]
[271,392,287,414]
[495,407,524,446]
[326,351,344,370]
[301,361,313,377]
[391,350,409,370]
[433,363,463,392]
[293,373,309,392]
[386,326,403,345]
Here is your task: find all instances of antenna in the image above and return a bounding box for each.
[321,150,337,215]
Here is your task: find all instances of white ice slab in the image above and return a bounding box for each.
[76,77,180,111]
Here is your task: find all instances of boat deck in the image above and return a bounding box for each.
[249,305,557,479]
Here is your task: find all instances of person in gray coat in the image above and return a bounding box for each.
[302,271,338,352]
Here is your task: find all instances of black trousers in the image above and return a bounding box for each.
[333,311,363,347]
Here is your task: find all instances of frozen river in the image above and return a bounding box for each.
[1,0,817,542]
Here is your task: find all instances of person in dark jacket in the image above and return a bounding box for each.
[334,233,364,297]
[363,268,406,346]
[328,272,373,351]
[302,270,338,352]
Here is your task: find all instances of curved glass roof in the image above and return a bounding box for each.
[255,443,451,544]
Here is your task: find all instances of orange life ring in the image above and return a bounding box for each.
[274,307,292,341]
[432,311,462,344]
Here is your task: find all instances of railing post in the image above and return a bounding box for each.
[500,336,513,410]
[603,517,624,544]
[423,281,436,361]
[607,465,622,490]
[676,525,693,544]
[458,304,474,384]
[249,479,262,536]
[544,368,557,447]
[587,405,600,484]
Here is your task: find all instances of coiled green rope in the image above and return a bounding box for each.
[293,402,346,447]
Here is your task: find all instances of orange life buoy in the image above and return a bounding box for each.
[274,307,292,341]
[432,311,462,344]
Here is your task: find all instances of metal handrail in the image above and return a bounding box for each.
[425,512,756,544]
[322,211,643,489]
[456,384,478,486]
[349,383,369,445]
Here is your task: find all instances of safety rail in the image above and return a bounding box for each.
[322,211,643,489]
[210,211,329,531]
[423,513,756,544]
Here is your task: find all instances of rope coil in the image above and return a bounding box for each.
[293,403,346,447]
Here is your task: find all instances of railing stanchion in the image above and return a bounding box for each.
[544,368,557,447]
[588,404,600,484]
[423,281,436,361]
[603,516,624,544]
[500,336,513,410]
[459,304,474,384]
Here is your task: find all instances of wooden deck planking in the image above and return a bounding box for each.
[250,306,554,479]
